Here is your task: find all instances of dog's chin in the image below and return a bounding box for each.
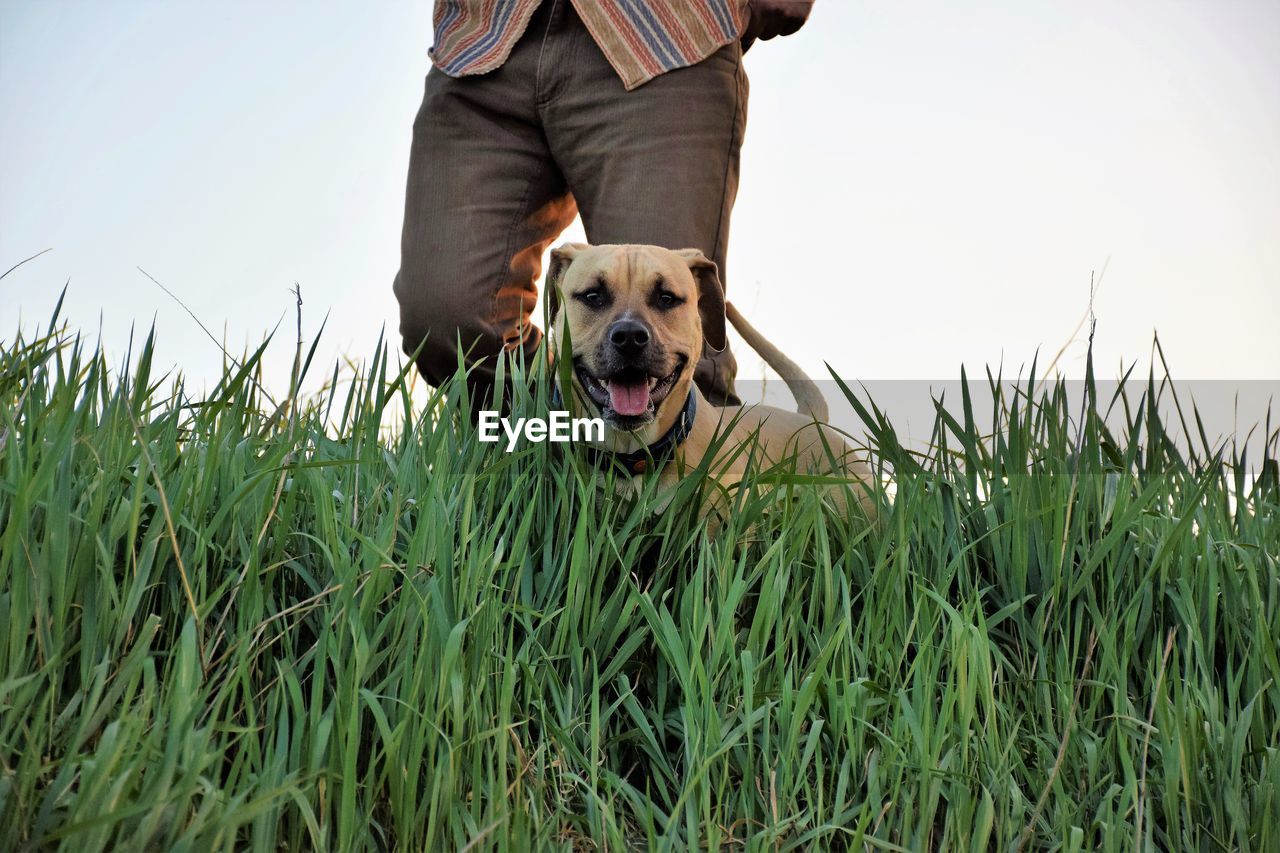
[573,356,687,432]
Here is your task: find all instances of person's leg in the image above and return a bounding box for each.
[539,6,748,405]
[393,7,577,406]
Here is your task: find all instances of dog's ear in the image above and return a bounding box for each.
[677,248,727,353]
[545,242,589,322]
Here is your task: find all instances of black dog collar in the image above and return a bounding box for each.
[552,384,697,477]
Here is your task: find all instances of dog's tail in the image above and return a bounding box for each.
[725,301,828,422]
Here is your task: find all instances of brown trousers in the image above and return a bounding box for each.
[393,0,746,406]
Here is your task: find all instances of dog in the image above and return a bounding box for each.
[546,242,877,524]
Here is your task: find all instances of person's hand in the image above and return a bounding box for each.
[741,0,815,52]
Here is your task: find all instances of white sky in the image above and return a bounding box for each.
[2,0,1277,400]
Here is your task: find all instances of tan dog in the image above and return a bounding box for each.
[547,242,876,522]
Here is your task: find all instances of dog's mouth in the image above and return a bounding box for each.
[573,356,686,429]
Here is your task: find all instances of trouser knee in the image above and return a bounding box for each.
[394,271,486,388]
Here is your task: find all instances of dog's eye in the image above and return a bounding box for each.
[654,291,684,309]
[575,288,606,308]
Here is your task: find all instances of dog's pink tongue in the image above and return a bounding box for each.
[607,379,651,416]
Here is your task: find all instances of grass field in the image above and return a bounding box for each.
[1,305,1277,851]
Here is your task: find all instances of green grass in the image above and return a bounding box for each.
[1,305,1277,851]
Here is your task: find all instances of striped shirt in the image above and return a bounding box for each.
[430,0,751,91]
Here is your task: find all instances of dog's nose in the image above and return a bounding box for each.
[608,319,650,356]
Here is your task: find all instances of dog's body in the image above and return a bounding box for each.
[548,243,875,521]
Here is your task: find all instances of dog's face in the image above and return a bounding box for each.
[547,243,726,432]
